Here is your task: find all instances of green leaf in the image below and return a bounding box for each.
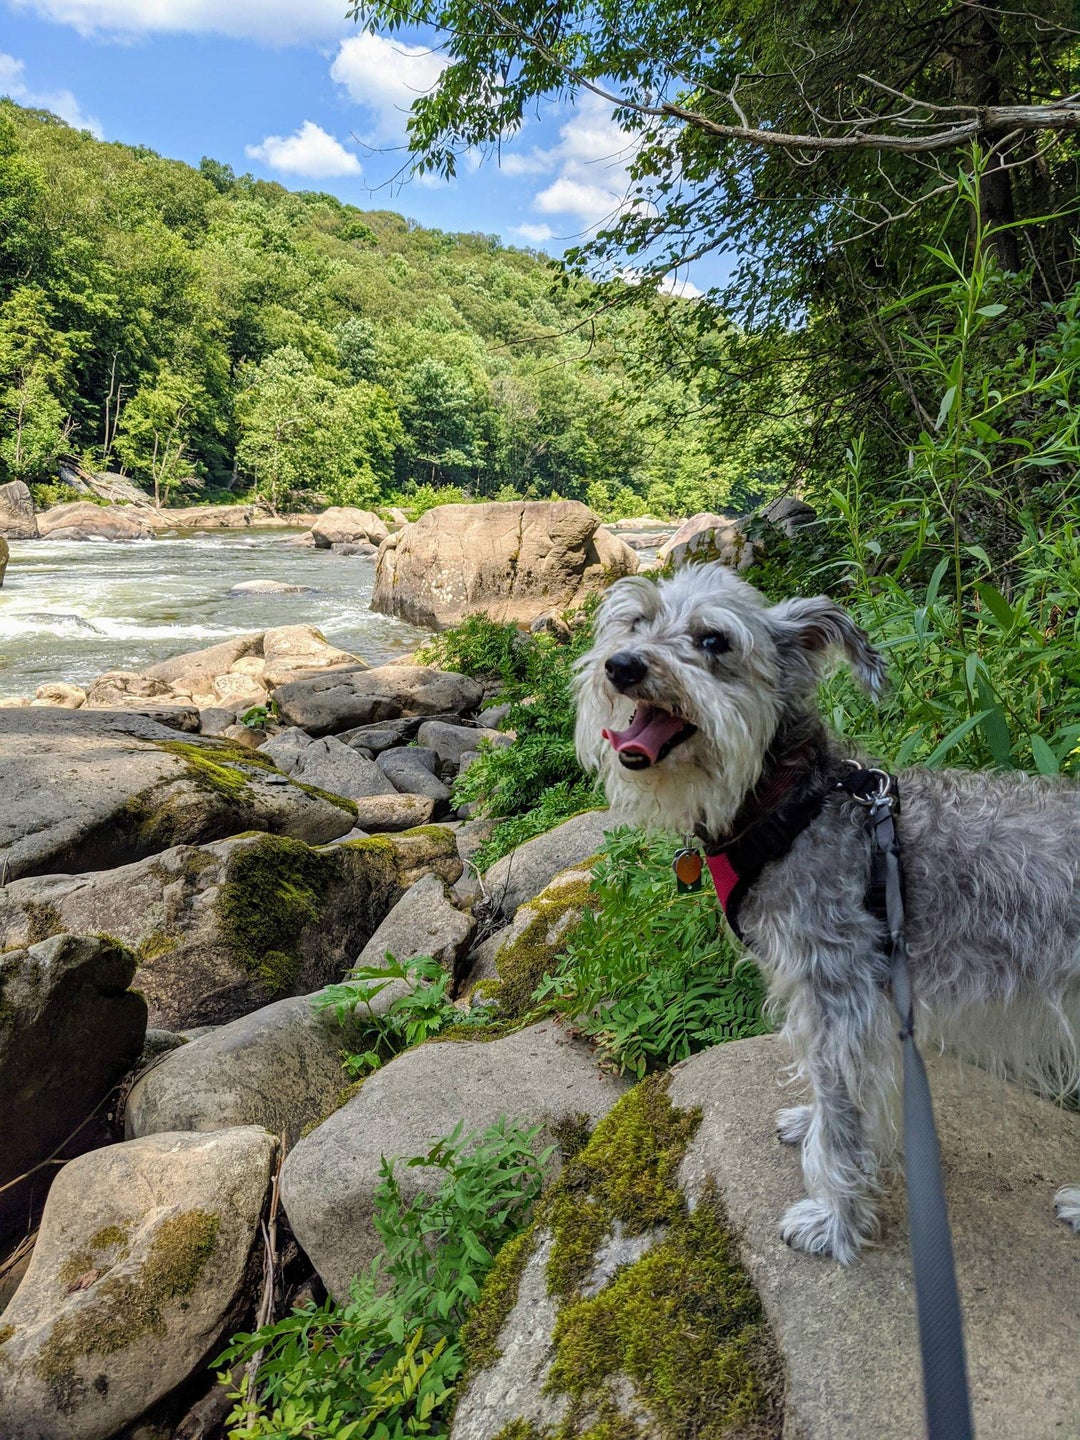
[975,583,1018,631]
[1029,733,1060,776]
[925,710,996,766]
[934,385,957,430]
[976,303,1007,317]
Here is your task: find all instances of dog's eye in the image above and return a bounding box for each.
[699,631,731,656]
[628,616,643,633]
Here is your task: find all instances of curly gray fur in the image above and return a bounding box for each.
[575,562,1080,1263]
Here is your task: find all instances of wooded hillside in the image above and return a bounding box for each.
[0,100,756,517]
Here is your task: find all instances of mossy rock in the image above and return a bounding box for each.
[0,1126,278,1440]
[455,1076,783,1440]
[481,868,598,1019]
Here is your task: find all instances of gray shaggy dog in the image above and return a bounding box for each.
[574,563,1080,1264]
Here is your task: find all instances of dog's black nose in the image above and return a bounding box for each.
[605,651,648,691]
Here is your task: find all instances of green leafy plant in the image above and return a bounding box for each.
[218,1120,550,1440]
[315,953,468,1078]
[240,705,271,729]
[536,829,770,1077]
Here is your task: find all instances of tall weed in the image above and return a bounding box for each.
[219,1121,549,1440]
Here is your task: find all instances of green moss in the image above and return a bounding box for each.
[460,1226,538,1372]
[155,738,269,800]
[546,1076,699,1300]
[24,902,62,946]
[489,1422,547,1440]
[217,835,346,993]
[37,1210,220,1395]
[292,781,357,816]
[493,877,595,1018]
[548,1185,781,1440]
[461,1078,780,1439]
[547,1113,593,1164]
[138,929,179,964]
[57,1222,131,1288]
[0,1323,14,1347]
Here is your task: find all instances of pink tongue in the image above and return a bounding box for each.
[602,705,687,764]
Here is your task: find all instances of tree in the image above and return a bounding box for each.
[0,285,76,483]
[399,356,485,488]
[114,368,197,506]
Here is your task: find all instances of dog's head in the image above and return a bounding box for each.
[574,564,885,835]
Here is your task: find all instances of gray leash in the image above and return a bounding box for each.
[865,779,974,1440]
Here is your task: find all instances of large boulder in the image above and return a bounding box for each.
[371,501,638,630]
[37,501,156,542]
[126,993,354,1145]
[355,870,475,982]
[666,1037,1080,1440]
[58,459,154,508]
[308,506,389,548]
[463,866,595,1012]
[0,1127,277,1440]
[0,479,38,539]
[482,810,608,920]
[0,935,147,1242]
[0,828,463,1029]
[140,633,263,698]
[260,624,361,689]
[449,1073,783,1440]
[0,708,353,883]
[656,511,754,570]
[280,1020,628,1298]
[273,663,483,736]
[0,534,8,585]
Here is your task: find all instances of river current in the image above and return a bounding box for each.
[0,530,429,698]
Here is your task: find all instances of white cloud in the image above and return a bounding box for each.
[511,222,555,245]
[659,274,704,300]
[510,92,640,234]
[330,31,446,140]
[8,0,349,43]
[0,51,102,133]
[246,121,361,179]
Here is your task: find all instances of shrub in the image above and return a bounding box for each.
[536,828,770,1076]
[218,1120,549,1440]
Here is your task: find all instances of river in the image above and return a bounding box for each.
[0,531,429,699]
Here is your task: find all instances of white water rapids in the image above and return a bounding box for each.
[0,530,429,698]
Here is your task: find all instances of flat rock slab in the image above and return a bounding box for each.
[0,708,352,881]
[0,1126,277,1440]
[126,993,351,1146]
[273,664,483,736]
[281,1020,627,1298]
[669,1036,1080,1440]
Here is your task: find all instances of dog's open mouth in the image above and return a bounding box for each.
[602,704,697,770]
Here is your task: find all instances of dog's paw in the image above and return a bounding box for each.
[780,1198,864,1265]
[1054,1186,1080,1232]
[776,1105,812,1146]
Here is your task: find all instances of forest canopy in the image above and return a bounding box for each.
[0,98,785,519]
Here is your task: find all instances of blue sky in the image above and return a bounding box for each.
[0,0,722,294]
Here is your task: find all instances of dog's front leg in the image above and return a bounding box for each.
[780,985,884,1264]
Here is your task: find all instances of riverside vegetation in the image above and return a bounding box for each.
[0,100,779,520]
[4,8,1080,1428]
[210,188,1080,1436]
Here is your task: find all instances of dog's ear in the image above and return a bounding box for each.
[768,596,886,698]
